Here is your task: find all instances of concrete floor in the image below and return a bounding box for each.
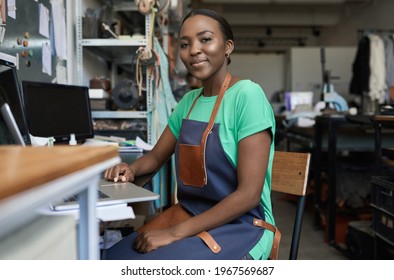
[272,192,348,260]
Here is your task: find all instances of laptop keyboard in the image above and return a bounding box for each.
[63,190,110,203]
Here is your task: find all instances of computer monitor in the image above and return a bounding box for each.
[0,102,26,146]
[0,67,31,145]
[22,81,94,144]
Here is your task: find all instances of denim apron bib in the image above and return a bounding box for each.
[104,73,279,260]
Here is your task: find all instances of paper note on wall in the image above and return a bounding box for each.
[7,0,15,19]
[39,3,49,38]
[51,0,67,60]
[56,62,67,84]
[42,42,52,76]
[0,26,5,43]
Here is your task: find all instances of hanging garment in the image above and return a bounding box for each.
[383,35,394,102]
[350,36,370,96]
[149,38,178,209]
[368,34,387,103]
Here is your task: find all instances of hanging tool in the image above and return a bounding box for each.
[101,23,118,39]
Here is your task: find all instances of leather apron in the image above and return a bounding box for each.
[104,73,279,260]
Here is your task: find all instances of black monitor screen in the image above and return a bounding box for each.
[0,67,31,145]
[22,81,94,143]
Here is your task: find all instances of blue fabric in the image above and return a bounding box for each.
[104,221,263,260]
[149,38,178,209]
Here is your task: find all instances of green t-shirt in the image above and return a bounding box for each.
[168,79,276,260]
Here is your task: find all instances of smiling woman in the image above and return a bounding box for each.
[103,8,277,260]
[178,11,234,92]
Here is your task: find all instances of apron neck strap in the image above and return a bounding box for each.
[200,72,232,184]
[186,72,232,120]
[203,72,232,134]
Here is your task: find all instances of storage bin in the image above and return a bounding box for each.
[345,220,374,259]
[371,176,394,216]
[372,209,394,246]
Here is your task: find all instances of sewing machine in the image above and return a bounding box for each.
[323,83,349,112]
[319,48,349,114]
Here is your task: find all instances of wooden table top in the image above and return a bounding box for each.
[0,145,119,200]
[371,115,394,122]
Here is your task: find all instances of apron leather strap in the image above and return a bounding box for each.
[201,218,282,258]
[253,218,282,260]
[197,231,222,253]
[200,73,232,184]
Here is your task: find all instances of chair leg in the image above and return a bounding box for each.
[289,195,306,260]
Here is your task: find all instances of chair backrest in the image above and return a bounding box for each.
[271,151,311,260]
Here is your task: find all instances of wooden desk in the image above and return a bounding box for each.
[0,145,120,259]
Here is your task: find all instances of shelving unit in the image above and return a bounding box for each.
[370,176,394,259]
[75,0,153,144]
[370,116,394,259]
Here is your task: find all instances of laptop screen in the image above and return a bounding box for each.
[22,81,94,143]
[0,67,31,145]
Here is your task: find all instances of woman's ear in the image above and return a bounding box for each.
[226,40,235,56]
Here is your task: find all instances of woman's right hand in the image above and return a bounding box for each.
[104,162,135,183]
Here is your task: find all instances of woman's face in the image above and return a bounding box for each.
[179,15,232,82]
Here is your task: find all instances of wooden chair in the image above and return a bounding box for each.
[271,151,311,260]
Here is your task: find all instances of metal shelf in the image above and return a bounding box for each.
[91,110,148,119]
[77,0,153,144]
[80,38,147,46]
[112,0,139,12]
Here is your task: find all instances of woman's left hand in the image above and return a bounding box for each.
[134,228,177,253]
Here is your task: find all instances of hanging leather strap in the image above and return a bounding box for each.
[197,231,222,253]
[253,218,282,260]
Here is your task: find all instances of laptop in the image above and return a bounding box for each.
[51,179,159,211]
[0,102,26,146]
[0,67,31,145]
